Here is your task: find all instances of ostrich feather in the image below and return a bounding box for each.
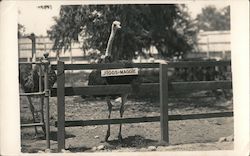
[19,64,56,93]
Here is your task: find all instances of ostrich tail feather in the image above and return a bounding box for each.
[48,68,57,89]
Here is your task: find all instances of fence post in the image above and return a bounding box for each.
[57,61,65,152]
[28,33,36,62]
[160,63,169,144]
[39,65,45,133]
[43,54,50,149]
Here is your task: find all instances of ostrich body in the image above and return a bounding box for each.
[88,21,140,142]
[19,54,56,136]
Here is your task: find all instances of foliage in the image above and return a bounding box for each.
[196,5,230,31]
[18,23,25,38]
[47,4,197,60]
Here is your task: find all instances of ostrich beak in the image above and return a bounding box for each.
[117,24,121,29]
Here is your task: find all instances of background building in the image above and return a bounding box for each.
[188,30,231,60]
[18,30,231,63]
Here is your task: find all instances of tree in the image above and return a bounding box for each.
[18,23,25,38]
[196,5,230,31]
[47,4,197,60]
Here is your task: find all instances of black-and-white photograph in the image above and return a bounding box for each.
[17,1,235,154]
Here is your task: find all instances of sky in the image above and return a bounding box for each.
[17,1,230,36]
[18,3,61,36]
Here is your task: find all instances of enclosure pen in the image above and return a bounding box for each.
[50,60,233,152]
[19,59,51,149]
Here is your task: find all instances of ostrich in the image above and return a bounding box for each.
[88,21,140,142]
[19,52,56,136]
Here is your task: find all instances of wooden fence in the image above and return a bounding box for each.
[19,61,51,149]
[50,60,232,152]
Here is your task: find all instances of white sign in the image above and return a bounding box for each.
[101,68,139,77]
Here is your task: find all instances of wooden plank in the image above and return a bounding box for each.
[50,81,232,97]
[54,112,233,127]
[170,80,232,91]
[20,92,45,96]
[169,112,233,121]
[50,61,231,71]
[168,60,231,68]
[19,62,43,65]
[50,83,159,97]
[51,63,159,70]
[160,64,169,143]
[21,123,44,127]
[31,34,36,61]
[61,116,159,127]
[57,61,65,151]
[44,61,50,149]
[38,66,45,132]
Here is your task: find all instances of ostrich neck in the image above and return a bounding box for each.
[105,29,116,57]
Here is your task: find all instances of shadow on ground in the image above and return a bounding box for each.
[105,135,158,149]
[67,146,92,152]
[49,131,76,141]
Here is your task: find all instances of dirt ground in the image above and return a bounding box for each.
[20,92,233,153]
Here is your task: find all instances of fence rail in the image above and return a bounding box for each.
[20,92,45,96]
[19,61,44,65]
[55,112,233,127]
[51,81,232,97]
[21,122,44,127]
[51,60,231,70]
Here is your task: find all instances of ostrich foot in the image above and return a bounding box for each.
[34,132,41,139]
[42,125,46,135]
[105,129,110,142]
[118,134,123,142]
[104,136,109,142]
[34,127,39,138]
[34,134,38,138]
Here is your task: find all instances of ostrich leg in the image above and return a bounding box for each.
[105,96,113,141]
[27,96,38,136]
[118,94,128,142]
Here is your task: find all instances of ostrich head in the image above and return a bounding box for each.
[111,21,121,32]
